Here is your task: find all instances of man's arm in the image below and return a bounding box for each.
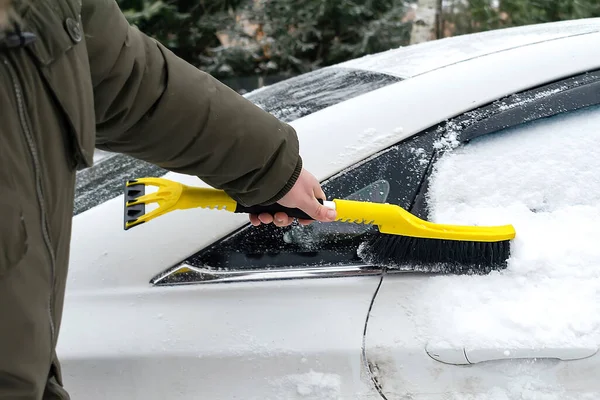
[81,0,301,206]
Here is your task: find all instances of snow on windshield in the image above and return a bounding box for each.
[420,104,600,350]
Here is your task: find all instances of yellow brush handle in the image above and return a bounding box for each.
[125,178,516,242]
[333,199,516,242]
[125,178,238,229]
[177,185,238,211]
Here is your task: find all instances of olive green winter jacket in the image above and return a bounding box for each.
[0,0,300,398]
[11,0,303,205]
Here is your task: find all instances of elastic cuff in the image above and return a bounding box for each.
[260,157,303,205]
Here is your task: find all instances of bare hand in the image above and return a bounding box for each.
[249,168,337,227]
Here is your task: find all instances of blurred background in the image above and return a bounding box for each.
[116,0,600,93]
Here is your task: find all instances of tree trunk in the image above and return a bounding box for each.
[410,0,439,44]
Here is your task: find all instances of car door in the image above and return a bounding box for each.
[363,69,600,399]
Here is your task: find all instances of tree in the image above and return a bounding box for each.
[117,0,248,73]
[500,0,600,26]
[441,0,600,37]
[241,0,413,76]
[409,0,441,44]
[117,0,413,82]
[118,0,600,90]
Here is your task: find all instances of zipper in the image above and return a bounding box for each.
[2,57,57,346]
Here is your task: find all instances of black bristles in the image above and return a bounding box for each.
[358,233,511,275]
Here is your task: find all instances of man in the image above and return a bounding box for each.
[0,0,335,398]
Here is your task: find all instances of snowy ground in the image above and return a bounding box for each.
[416,105,600,398]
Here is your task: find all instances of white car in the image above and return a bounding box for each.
[60,18,600,399]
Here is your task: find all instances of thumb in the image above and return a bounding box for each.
[306,197,336,222]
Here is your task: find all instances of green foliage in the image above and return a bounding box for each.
[500,0,600,26]
[244,0,412,75]
[117,0,412,80]
[116,0,600,87]
[117,0,246,65]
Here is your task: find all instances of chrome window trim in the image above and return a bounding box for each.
[151,264,384,286]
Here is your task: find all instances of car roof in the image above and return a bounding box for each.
[334,18,600,78]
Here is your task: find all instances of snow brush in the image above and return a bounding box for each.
[123,177,516,270]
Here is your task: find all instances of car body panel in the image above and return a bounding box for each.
[364,274,600,399]
[59,20,600,399]
[60,277,381,400]
[336,18,600,78]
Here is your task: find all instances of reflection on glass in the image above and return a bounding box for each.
[283,180,390,249]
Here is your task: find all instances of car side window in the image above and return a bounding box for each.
[180,130,439,271]
[175,68,600,276]
[283,179,390,251]
[425,104,600,225]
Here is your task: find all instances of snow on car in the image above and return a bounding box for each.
[60,18,600,400]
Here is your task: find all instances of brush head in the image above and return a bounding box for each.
[358,233,511,274]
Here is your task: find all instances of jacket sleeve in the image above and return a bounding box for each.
[81,0,302,206]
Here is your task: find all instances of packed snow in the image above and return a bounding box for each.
[443,375,598,400]
[420,104,600,351]
[270,369,342,400]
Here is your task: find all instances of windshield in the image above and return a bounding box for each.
[244,67,401,123]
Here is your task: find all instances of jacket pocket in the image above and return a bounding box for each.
[0,195,28,278]
[22,0,96,168]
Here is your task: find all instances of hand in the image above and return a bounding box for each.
[249,168,337,227]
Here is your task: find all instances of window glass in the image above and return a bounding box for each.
[244,67,402,123]
[415,105,600,358]
[183,130,438,271]
[427,104,600,221]
[181,70,600,273]
[283,180,390,250]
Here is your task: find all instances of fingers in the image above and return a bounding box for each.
[258,213,274,224]
[249,168,336,227]
[272,212,294,227]
[249,212,294,227]
[258,212,292,226]
[249,213,320,227]
[249,214,261,226]
[250,215,314,226]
